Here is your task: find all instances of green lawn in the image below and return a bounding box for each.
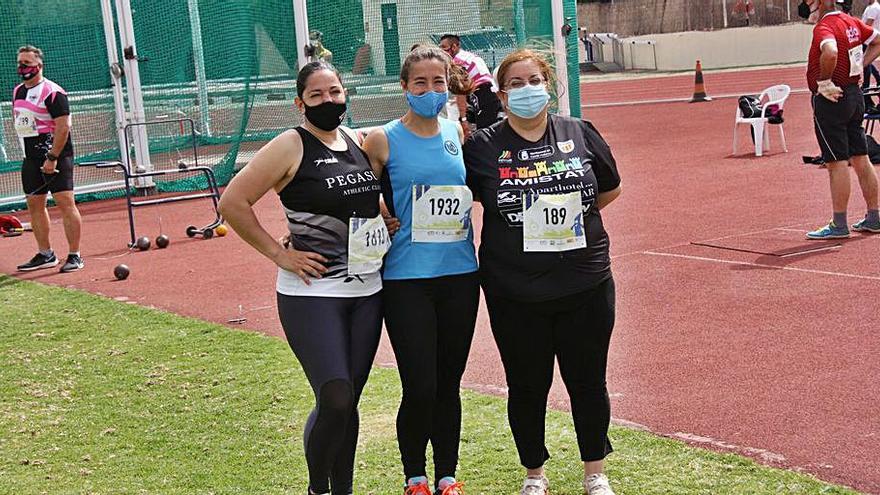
[0,275,863,494]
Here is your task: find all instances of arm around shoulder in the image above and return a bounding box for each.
[361,128,389,177]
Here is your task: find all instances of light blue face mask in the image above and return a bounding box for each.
[506,84,550,119]
[405,90,449,118]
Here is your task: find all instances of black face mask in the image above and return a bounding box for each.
[303,101,347,131]
[798,0,815,19]
[18,63,40,80]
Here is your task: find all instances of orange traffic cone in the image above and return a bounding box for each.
[690,60,712,103]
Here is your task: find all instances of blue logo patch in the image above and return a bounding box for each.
[444,139,459,155]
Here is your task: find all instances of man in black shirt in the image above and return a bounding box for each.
[12,45,83,272]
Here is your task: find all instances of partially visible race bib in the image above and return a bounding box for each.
[411,185,473,242]
[13,109,39,138]
[348,215,390,275]
[522,191,587,252]
[849,46,864,77]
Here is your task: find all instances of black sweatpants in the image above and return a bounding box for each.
[277,292,383,495]
[484,277,616,469]
[383,271,480,483]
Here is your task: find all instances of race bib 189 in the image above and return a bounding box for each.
[348,215,390,275]
[411,185,473,243]
[522,191,586,252]
[13,110,39,138]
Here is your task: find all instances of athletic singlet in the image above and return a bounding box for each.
[380,118,478,280]
[12,79,74,160]
[276,127,383,297]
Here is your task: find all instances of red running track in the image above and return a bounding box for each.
[3,65,879,494]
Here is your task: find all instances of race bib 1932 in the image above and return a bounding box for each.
[348,215,390,275]
[522,191,586,252]
[411,185,473,242]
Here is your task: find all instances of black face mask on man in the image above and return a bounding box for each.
[303,101,347,131]
[18,63,40,81]
[798,0,816,20]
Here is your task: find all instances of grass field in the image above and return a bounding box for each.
[0,275,863,495]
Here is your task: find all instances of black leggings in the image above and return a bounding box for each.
[277,292,383,495]
[484,277,616,469]
[383,272,480,482]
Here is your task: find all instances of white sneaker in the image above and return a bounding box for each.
[584,473,615,495]
[520,475,549,495]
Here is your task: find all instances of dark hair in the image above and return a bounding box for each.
[400,46,450,83]
[439,34,460,44]
[18,45,43,62]
[296,61,342,98]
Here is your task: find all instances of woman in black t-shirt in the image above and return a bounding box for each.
[462,49,622,495]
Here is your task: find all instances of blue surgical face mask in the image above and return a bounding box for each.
[405,90,448,118]
[506,84,550,119]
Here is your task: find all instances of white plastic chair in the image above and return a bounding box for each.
[732,84,790,157]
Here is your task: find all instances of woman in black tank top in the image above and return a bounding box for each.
[219,62,396,495]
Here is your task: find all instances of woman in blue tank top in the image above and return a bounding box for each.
[363,46,478,495]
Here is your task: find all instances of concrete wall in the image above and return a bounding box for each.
[580,22,812,72]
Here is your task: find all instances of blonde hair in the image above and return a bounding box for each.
[448,63,474,95]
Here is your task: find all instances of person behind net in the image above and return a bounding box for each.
[309,30,333,63]
[12,45,83,273]
[362,46,478,495]
[801,0,880,238]
[462,49,622,495]
[219,61,396,495]
[439,34,502,130]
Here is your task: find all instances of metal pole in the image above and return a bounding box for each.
[723,0,729,28]
[551,0,571,116]
[99,0,129,166]
[514,0,526,44]
[187,0,212,137]
[786,0,791,21]
[114,0,153,187]
[293,0,311,70]
[0,104,8,163]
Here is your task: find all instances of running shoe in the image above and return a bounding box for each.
[405,477,433,495]
[17,251,58,271]
[60,253,84,273]
[852,218,880,233]
[434,477,464,495]
[806,222,850,240]
[520,475,549,495]
[584,473,616,495]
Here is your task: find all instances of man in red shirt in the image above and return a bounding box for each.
[805,0,880,238]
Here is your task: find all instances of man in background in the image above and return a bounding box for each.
[439,34,502,129]
[12,45,83,272]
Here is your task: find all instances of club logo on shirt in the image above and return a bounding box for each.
[444,139,459,155]
[517,145,555,162]
[498,150,513,164]
[557,140,575,154]
[847,26,860,44]
[314,156,339,167]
